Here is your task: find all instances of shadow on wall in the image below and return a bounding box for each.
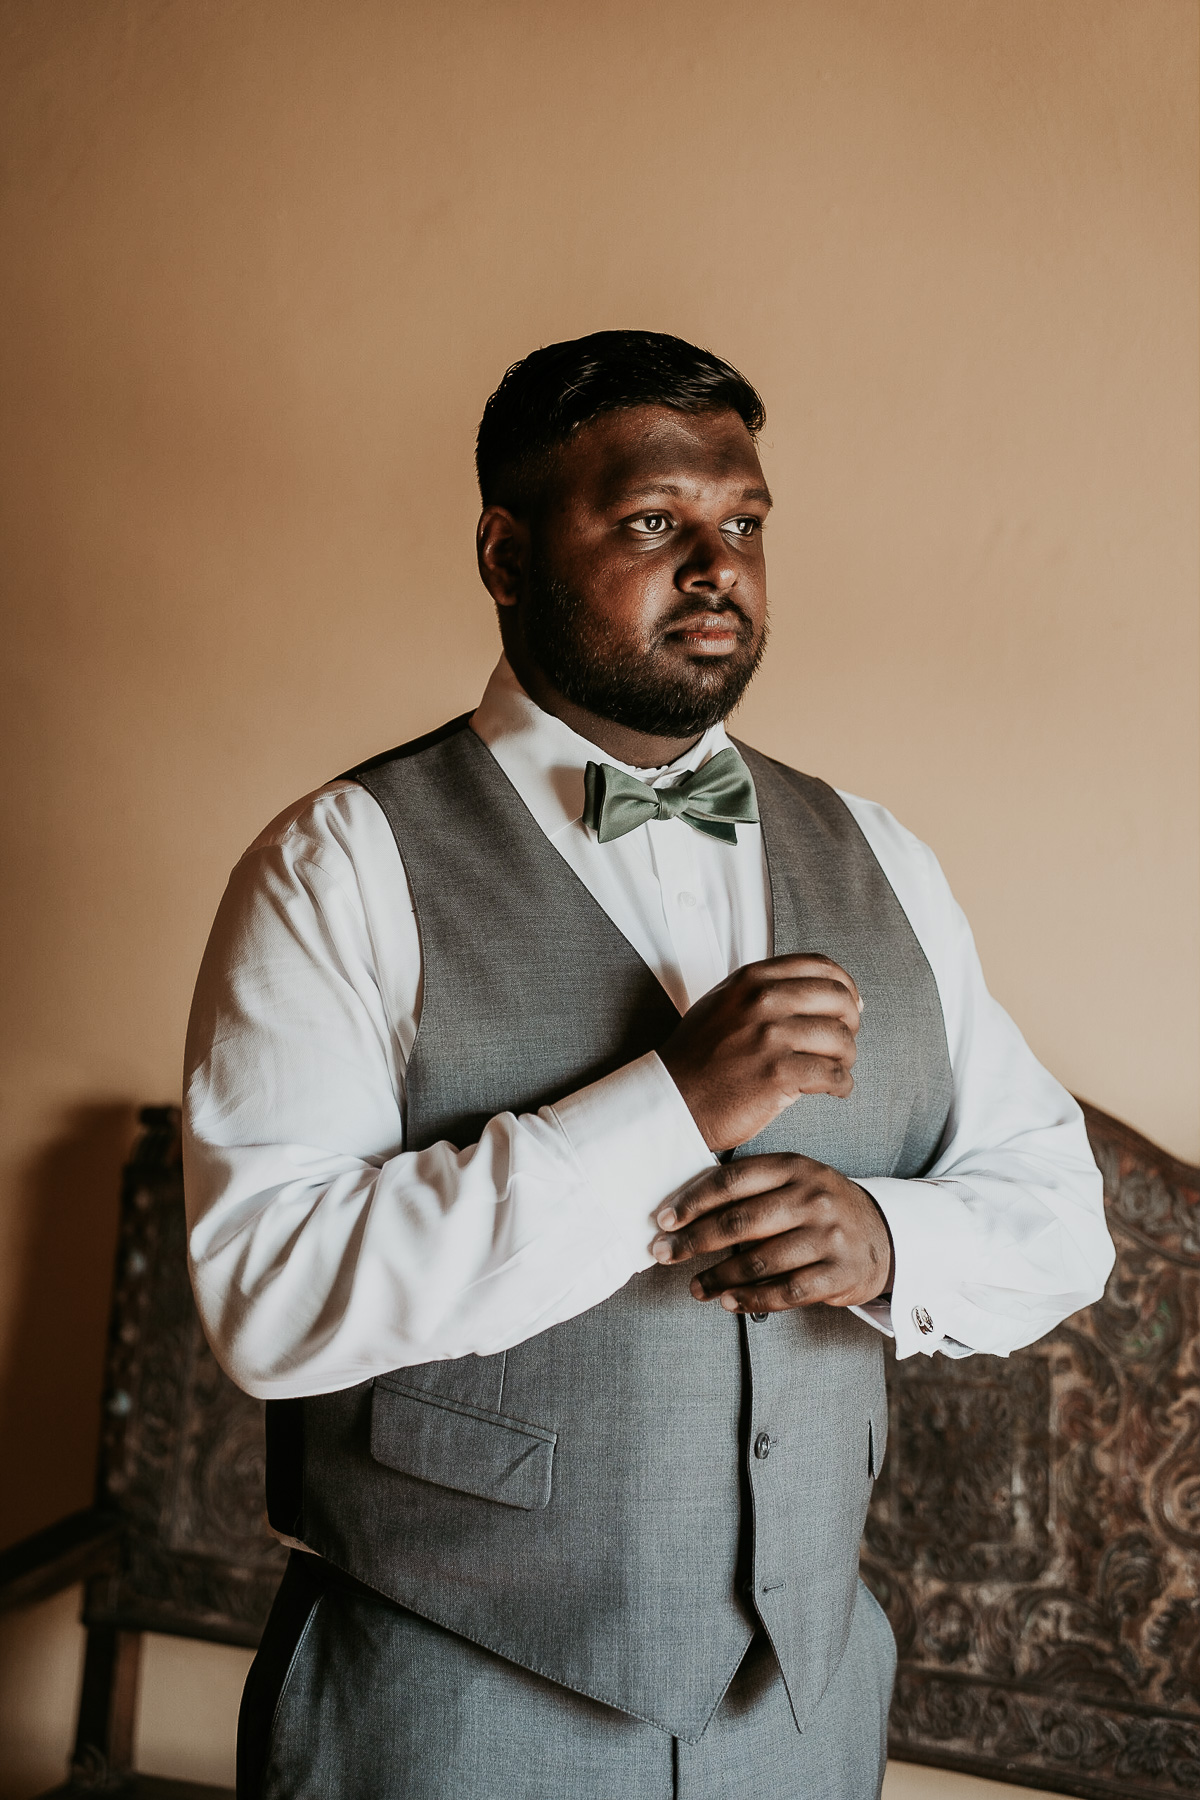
[0,1103,137,1550]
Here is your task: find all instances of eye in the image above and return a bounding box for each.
[628,513,673,536]
[724,516,761,538]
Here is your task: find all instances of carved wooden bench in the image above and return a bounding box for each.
[869,1103,1200,1798]
[0,1108,284,1797]
[1,1100,1195,1796]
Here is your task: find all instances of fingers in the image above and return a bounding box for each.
[702,1264,846,1313]
[756,953,862,1006]
[788,1051,855,1099]
[652,1157,845,1270]
[656,952,865,1156]
[759,1021,858,1097]
[761,1015,858,1065]
[689,1227,826,1295]
[755,978,862,1039]
[650,1153,891,1312]
[653,1189,810,1264]
[683,1223,873,1313]
[748,954,863,1017]
[655,1154,809,1235]
[729,963,861,1044]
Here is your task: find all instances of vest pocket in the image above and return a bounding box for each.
[370,1378,557,1510]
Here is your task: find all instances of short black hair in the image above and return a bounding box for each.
[476,329,765,513]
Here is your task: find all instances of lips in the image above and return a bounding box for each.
[665,613,748,653]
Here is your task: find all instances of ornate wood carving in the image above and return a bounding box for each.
[83,1107,286,1649]
[865,1103,1200,1798]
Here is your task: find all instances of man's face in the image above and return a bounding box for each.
[498,405,771,740]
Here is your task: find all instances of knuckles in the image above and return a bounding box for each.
[720,1204,748,1239]
[734,967,772,1005]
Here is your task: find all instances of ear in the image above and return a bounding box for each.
[477,505,529,607]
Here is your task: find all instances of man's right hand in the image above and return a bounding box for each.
[658,955,863,1153]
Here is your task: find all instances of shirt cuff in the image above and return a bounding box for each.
[849,1298,975,1358]
[854,1176,984,1359]
[548,1051,716,1257]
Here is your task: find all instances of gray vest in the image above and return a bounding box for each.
[265,717,952,1741]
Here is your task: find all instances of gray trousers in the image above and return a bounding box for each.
[239,1555,895,1800]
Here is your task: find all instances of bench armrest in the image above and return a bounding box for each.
[0,1507,122,1614]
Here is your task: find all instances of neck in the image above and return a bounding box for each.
[505,650,704,769]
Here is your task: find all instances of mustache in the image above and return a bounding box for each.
[655,597,757,636]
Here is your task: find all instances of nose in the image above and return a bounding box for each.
[675,524,738,597]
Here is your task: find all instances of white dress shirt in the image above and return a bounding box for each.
[184,657,1113,1399]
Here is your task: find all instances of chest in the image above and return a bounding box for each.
[357,728,953,1181]
[554,812,771,1014]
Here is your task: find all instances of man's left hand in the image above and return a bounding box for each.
[649,1154,895,1312]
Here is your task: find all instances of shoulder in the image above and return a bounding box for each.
[738,743,938,874]
[243,780,393,869]
[346,712,475,778]
[202,780,414,976]
[244,712,477,866]
[834,789,940,881]
[737,740,956,922]
[833,788,968,971]
[733,744,849,831]
[227,781,407,926]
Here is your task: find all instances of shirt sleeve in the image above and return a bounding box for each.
[183,787,714,1399]
[839,793,1115,1361]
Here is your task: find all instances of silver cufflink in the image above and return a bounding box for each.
[912,1305,934,1336]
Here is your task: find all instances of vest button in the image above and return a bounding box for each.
[750,1311,769,1323]
[753,1432,772,1460]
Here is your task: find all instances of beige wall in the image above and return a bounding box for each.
[0,0,1196,1788]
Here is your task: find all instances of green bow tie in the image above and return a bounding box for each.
[583,746,759,845]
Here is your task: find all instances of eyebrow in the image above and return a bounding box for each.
[611,482,774,507]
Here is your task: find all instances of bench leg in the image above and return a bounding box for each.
[70,1623,142,1787]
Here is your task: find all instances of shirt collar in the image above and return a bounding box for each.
[470,655,734,841]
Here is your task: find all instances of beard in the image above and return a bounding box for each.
[519,566,767,739]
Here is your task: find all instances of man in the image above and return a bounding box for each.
[184,330,1114,1799]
